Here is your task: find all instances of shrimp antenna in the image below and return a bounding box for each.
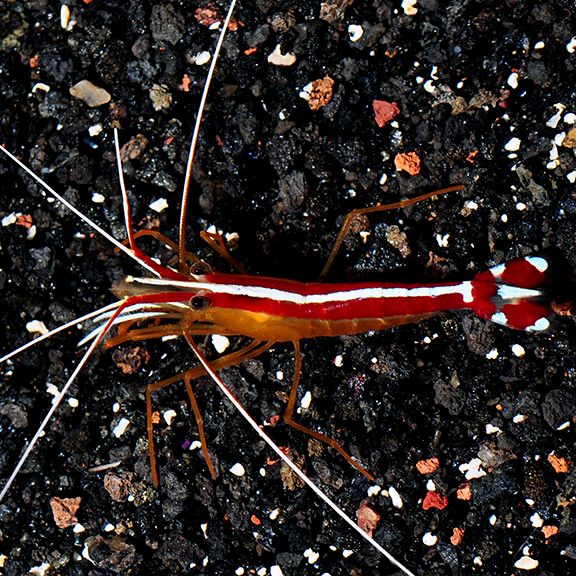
[0,145,160,278]
[186,335,417,576]
[178,0,237,268]
[0,305,128,503]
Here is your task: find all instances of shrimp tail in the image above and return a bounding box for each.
[471,256,550,331]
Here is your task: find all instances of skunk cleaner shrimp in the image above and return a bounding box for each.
[0,1,567,575]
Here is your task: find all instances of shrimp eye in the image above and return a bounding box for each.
[189,295,212,311]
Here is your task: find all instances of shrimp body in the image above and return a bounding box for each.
[111,255,550,344]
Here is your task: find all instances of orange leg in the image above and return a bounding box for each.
[146,339,272,485]
[129,229,208,273]
[319,184,464,280]
[199,230,248,274]
[283,341,375,481]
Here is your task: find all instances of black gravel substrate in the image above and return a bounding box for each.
[1,1,575,575]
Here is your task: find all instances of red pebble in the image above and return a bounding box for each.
[422,491,448,511]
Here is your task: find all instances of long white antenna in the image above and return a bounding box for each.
[0,144,160,277]
[0,307,123,503]
[178,0,237,262]
[0,301,121,365]
[185,335,417,576]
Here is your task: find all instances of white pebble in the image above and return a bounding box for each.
[435,233,450,248]
[546,112,562,128]
[512,344,525,357]
[163,409,177,426]
[564,112,576,124]
[555,132,566,146]
[367,484,381,497]
[270,566,283,576]
[515,202,527,211]
[92,192,105,204]
[504,137,521,151]
[566,37,576,54]
[459,457,487,480]
[534,41,545,50]
[1,212,17,226]
[300,390,312,410]
[348,24,364,42]
[88,124,103,137]
[334,355,343,367]
[388,486,404,509]
[149,197,168,213]
[500,213,508,223]
[26,320,48,336]
[303,548,320,564]
[60,5,71,29]
[507,72,519,89]
[68,398,79,408]
[486,348,499,360]
[424,79,436,94]
[112,418,130,438]
[401,0,418,16]
[485,423,501,435]
[567,171,576,184]
[31,82,51,94]
[530,512,544,528]
[513,414,527,423]
[230,463,245,477]
[194,51,211,66]
[465,200,479,210]
[269,508,280,520]
[211,334,230,353]
[514,556,539,570]
[422,532,437,546]
[267,44,296,67]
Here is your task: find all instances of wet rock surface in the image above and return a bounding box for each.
[0,1,575,575]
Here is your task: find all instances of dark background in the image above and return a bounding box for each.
[1,1,575,575]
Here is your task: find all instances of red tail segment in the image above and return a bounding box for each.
[471,256,550,331]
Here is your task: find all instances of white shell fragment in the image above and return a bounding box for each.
[530,512,544,528]
[60,5,72,30]
[388,486,404,508]
[112,417,130,438]
[300,390,312,410]
[149,197,168,213]
[507,72,519,89]
[230,463,246,477]
[348,24,364,42]
[514,556,539,570]
[26,320,48,336]
[303,548,320,564]
[31,82,51,94]
[163,409,177,426]
[194,51,211,66]
[512,344,525,357]
[401,0,418,16]
[267,44,297,67]
[211,334,230,353]
[459,457,487,480]
[504,137,521,151]
[69,80,111,108]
